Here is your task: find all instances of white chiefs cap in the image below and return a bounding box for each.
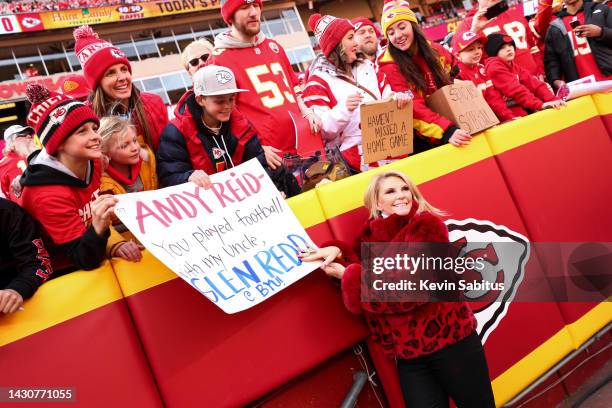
[3,124,35,144]
[193,65,248,96]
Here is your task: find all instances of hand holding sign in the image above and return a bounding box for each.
[114,159,322,314]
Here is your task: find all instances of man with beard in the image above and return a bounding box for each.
[208,0,320,169]
[0,125,38,201]
[352,17,381,62]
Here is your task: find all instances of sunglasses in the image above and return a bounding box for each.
[188,53,210,68]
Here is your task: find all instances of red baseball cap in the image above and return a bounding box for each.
[352,17,381,38]
[452,30,487,54]
[60,73,92,101]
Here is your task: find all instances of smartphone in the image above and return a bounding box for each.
[570,19,580,29]
[485,1,509,20]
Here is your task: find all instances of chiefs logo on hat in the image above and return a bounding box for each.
[462,31,477,41]
[216,69,233,84]
[63,80,80,92]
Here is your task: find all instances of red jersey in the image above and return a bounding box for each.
[455,61,515,122]
[0,152,27,201]
[208,34,307,154]
[19,158,102,245]
[561,12,612,82]
[461,6,542,77]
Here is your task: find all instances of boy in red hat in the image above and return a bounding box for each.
[484,33,565,118]
[452,31,515,122]
[18,84,142,272]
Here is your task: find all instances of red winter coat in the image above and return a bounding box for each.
[335,204,477,359]
[136,92,168,151]
[455,61,515,122]
[378,43,457,145]
[485,57,558,116]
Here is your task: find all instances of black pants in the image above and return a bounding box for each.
[396,332,495,408]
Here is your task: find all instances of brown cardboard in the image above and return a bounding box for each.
[426,81,500,134]
[360,97,413,163]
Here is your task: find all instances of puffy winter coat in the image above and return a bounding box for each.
[335,203,477,359]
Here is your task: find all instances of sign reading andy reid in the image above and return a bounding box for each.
[114,159,321,314]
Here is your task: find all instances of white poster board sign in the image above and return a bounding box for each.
[114,159,321,314]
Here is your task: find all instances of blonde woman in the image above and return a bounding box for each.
[300,170,495,408]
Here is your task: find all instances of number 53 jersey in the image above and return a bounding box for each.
[209,35,306,154]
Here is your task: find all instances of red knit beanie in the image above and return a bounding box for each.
[73,25,131,91]
[221,0,263,25]
[26,84,99,155]
[308,13,354,57]
[352,17,381,38]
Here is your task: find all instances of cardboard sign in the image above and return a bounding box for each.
[427,81,500,134]
[114,159,321,314]
[360,97,413,163]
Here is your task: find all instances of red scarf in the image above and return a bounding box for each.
[105,159,143,187]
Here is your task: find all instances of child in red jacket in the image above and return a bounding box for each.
[452,31,515,122]
[484,34,565,117]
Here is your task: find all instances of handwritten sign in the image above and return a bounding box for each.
[426,81,500,135]
[114,159,320,314]
[360,98,413,163]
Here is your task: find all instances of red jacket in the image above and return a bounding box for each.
[136,92,168,151]
[0,152,27,201]
[485,57,558,115]
[455,61,515,122]
[336,204,477,359]
[377,44,457,144]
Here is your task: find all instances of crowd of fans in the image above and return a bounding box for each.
[0,0,134,14]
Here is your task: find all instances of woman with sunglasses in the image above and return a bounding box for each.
[73,25,169,151]
[181,38,214,78]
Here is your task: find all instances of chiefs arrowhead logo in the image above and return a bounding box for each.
[445,218,530,343]
[63,80,79,92]
[462,31,477,41]
[21,17,41,29]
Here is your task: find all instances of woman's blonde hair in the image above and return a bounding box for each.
[363,170,445,219]
[181,38,214,71]
[91,82,153,149]
[98,116,135,154]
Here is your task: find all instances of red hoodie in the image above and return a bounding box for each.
[455,61,515,122]
[485,56,558,116]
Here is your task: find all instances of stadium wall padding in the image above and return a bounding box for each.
[1,94,610,407]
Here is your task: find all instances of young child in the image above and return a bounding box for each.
[452,31,516,122]
[18,84,142,272]
[99,116,158,237]
[484,33,565,117]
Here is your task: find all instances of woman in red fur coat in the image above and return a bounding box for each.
[300,170,495,407]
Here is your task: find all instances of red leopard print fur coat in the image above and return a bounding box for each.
[338,205,477,359]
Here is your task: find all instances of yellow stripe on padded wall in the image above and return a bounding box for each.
[486,96,599,156]
[286,189,328,229]
[591,93,612,116]
[0,263,123,347]
[316,134,494,220]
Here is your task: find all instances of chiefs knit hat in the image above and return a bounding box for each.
[452,30,487,54]
[26,84,99,155]
[352,17,381,38]
[485,33,515,57]
[308,13,354,57]
[381,0,417,38]
[60,74,91,100]
[221,0,263,24]
[73,25,131,90]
